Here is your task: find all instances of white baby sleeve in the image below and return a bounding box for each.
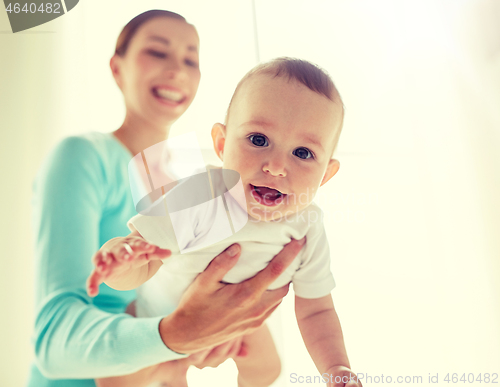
[292,212,335,299]
[128,213,182,255]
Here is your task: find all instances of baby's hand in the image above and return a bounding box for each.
[86,236,171,297]
[325,366,362,387]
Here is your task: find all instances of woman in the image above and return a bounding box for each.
[27,10,303,387]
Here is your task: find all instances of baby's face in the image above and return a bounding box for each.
[213,73,343,221]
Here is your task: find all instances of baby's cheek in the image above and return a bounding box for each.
[300,179,317,203]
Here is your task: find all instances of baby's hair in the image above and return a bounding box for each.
[115,10,190,57]
[225,57,345,154]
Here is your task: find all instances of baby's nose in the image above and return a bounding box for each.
[262,160,287,177]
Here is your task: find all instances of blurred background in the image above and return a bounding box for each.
[1,0,499,385]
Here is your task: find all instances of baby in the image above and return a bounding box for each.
[87,58,360,387]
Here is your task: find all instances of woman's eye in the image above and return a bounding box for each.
[293,147,313,160]
[249,135,268,147]
[185,59,198,68]
[147,50,166,58]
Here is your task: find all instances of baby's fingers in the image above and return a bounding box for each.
[92,250,105,269]
[86,268,105,297]
[113,242,137,262]
[90,251,114,277]
[147,247,172,261]
[127,248,171,270]
[123,239,170,262]
[118,239,156,261]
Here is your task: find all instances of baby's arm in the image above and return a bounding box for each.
[296,295,361,386]
[86,226,171,297]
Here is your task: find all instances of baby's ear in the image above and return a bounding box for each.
[211,123,226,161]
[320,159,340,186]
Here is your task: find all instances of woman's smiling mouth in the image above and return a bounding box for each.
[152,87,186,105]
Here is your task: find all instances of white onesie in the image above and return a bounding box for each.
[129,171,335,318]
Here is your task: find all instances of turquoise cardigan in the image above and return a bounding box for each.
[27,132,184,387]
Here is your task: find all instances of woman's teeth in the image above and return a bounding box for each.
[154,88,184,102]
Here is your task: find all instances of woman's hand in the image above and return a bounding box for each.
[188,336,244,369]
[159,237,306,354]
[95,338,245,387]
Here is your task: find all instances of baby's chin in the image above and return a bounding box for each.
[241,193,282,222]
[245,202,310,222]
[246,207,283,222]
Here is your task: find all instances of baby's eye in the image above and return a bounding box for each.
[147,50,166,59]
[249,134,269,147]
[293,147,313,160]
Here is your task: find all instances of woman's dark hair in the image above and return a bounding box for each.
[115,10,188,57]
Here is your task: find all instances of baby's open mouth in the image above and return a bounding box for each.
[251,185,286,206]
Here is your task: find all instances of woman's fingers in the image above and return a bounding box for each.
[186,348,212,368]
[247,237,305,293]
[159,239,301,354]
[196,244,241,290]
[260,283,291,307]
[190,337,243,369]
[228,336,244,359]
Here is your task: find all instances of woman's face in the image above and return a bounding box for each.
[112,17,201,126]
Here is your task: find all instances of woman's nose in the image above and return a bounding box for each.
[262,157,287,177]
[164,57,184,78]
